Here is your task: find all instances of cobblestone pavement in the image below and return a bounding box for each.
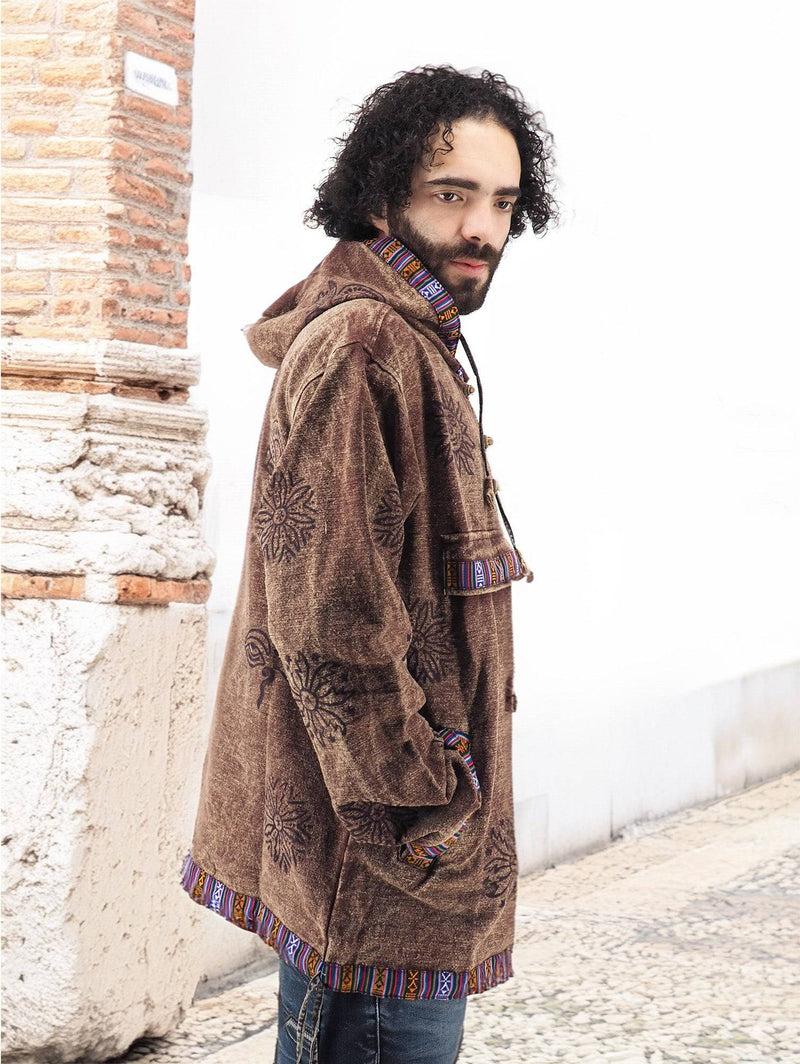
[107,769,800,1064]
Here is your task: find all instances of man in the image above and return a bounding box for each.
[181,65,557,1063]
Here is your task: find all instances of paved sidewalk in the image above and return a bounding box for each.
[109,769,800,1064]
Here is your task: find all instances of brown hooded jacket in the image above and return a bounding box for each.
[181,238,532,999]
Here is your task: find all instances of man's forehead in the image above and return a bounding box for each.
[414,118,521,188]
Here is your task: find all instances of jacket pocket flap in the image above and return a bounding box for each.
[441,529,532,596]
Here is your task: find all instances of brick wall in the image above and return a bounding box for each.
[2,0,194,348]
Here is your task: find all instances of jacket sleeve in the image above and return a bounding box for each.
[259,341,481,862]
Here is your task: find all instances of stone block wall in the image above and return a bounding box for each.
[1,2,212,1060]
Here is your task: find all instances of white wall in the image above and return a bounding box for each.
[187,0,800,974]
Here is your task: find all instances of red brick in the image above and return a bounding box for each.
[131,233,165,252]
[1,376,114,394]
[118,3,193,47]
[120,90,193,125]
[126,306,187,325]
[55,274,107,294]
[110,140,142,163]
[158,331,186,348]
[1,573,86,601]
[166,214,188,236]
[59,31,116,57]
[116,575,210,605]
[62,0,116,29]
[2,139,27,161]
[74,168,113,196]
[2,57,36,83]
[3,169,71,194]
[111,115,191,152]
[53,224,107,243]
[107,226,133,246]
[2,272,47,292]
[173,288,189,306]
[149,0,195,22]
[2,295,46,315]
[108,278,167,300]
[182,263,190,282]
[2,197,114,222]
[35,137,105,158]
[143,154,190,184]
[111,325,161,344]
[54,298,91,315]
[2,88,74,109]
[111,170,169,208]
[7,116,58,135]
[148,258,177,276]
[106,251,137,271]
[4,223,50,242]
[39,59,120,87]
[127,206,157,228]
[1,34,52,56]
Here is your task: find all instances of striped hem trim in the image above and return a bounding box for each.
[444,548,529,593]
[180,854,512,999]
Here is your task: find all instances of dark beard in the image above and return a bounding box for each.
[386,210,503,315]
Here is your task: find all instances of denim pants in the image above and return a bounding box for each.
[274,960,467,1064]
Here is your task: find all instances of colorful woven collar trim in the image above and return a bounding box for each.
[364,235,468,380]
[181,853,512,999]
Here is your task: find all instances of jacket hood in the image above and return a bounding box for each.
[244,240,442,369]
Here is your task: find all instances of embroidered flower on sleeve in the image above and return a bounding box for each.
[337,801,399,844]
[431,393,476,475]
[372,485,404,554]
[284,652,356,748]
[244,627,280,708]
[254,469,317,562]
[263,777,312,874]
[482,818,518,907]
[406,598,455,684]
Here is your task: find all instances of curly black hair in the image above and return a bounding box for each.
[305,65,558,242]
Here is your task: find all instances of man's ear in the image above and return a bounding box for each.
[369,209,390,237]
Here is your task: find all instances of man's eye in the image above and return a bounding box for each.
[436,192,461,203]
[497,200,515,212]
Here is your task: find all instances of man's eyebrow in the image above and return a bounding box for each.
[424,176,521,198]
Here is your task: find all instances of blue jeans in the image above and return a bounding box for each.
[274,960,467,1064]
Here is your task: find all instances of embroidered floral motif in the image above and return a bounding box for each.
[338,801,413,844]
[254,469,317,562]
[244,627,280,707]
[284,651,356,748]
[338,801,396,844]
[483,819,517,907]
[263,777,312,874]
[406,598,455,684]
[373,485,404,554]
[431,393,476,475]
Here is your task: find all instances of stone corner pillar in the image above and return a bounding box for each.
[2,2,213,1060]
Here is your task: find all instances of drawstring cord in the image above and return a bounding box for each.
[295,968,324,1064]
[458,334,522,554]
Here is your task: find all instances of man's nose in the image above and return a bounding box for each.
[459,199,497,246]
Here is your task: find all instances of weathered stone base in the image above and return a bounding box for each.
[1,598,208,1062]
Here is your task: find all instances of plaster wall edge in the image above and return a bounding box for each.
[2,388,208,441]
[1,337,201,388]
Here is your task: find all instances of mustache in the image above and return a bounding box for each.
[443,241,501,269]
